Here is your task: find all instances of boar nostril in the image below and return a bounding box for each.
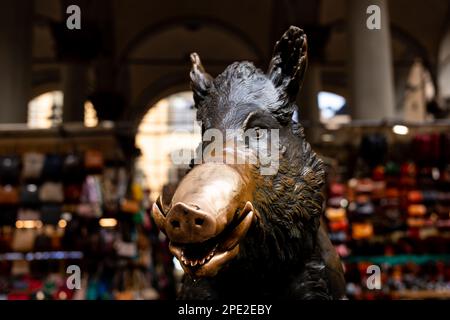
[194,218,204,226]
[171,220,180,228]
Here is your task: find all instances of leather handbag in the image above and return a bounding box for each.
[407,204,426,216]
[352,222,374,240]
[22,152,45,180]
[0,226,13,251]
[0,155,21,184]
[413,133,440,166]
[120,199,140,214]
[84,150,104,171]
[63,153,84,182]
[407,217,426,228]
[77,203,102,218]
[114,239,138,258]
[325,207,346,221]
[17,208,40,221]
[33,231,53,251]
[359,133,387,168]
[42,154,63,180]
[328,231,347,242]
[0,185,19,205]
[407,190,423,203]
[81,175,103,204]
[329,182,346,197]
[441,132,450,166]
[11,229,36,252]
[20,184,40,206]
[39,182,64,203]
[64,184,82,203]
[131,183,144,201]
[329,219,349,232]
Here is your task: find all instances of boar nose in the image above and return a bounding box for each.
[165,202,217,243]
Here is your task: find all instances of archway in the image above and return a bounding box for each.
[27,91,98,128]
[135,91,201,201]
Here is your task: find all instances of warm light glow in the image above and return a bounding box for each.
[58,219,67,228]
[28,91,99,128]
[36,291,45,300]
[84,101,99,127]
[392,125,409,135]
[99,218,118,228]
[16,220,42,229]
[28,91,63,128]
[58,291,68,300]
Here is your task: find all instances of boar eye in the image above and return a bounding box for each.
[254,127,266,140]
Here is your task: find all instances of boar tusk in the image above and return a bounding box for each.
[152,202,167,232]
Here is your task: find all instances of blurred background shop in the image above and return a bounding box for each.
[0,0,450,299]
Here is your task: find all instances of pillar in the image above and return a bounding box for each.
[347,0,395,120]
[0,0,32,123]
[62,63,88,122]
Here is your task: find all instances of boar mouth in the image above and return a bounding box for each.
[167,202,255,278]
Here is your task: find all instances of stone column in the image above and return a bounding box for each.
[62,63,88,122]
[0,0,32,123]
[347,0,395,120]
[298,62,322,143]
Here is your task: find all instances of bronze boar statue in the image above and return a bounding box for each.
[152,26,346,299]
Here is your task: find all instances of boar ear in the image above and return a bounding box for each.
[267,26,308,104]
[190,53,214,105]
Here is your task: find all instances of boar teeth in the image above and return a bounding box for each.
[179,244,219,267]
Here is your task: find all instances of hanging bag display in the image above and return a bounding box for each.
[11,228,36,252]
[0,185,19,205]
[22,152,45,180]
[0,155,21,184]
[63,153,84,182]
[84,150,104,172]
[20,184,40,206]
[17,208,40,221]
[39,182,64,203]
[42,154,63,180]
[64,184,82,203]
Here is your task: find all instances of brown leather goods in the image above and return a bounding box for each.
[11,228,36,252]
[17,208,40,221]
[407,190,423,203]
[22,152,45,180]
[352,222,374,240]
[120,199,140,214]
[64,184,82,203]
[325,207,347,221]
[0,155,21,184]
[329,219,349,232]
[0,185,19,205]
[407,204,427,216]
[39,182,64,203]
[84,150,104,171]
